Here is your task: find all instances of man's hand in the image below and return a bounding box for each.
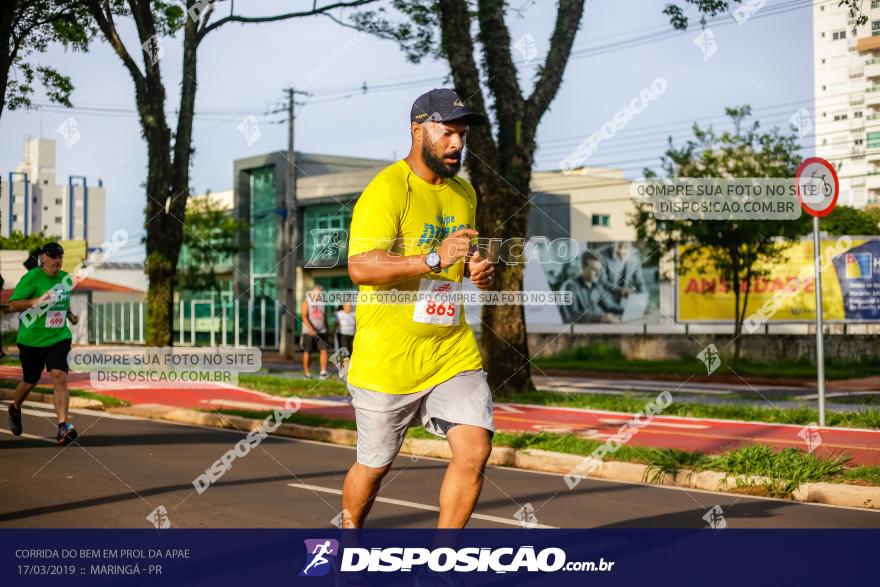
[438,228,478,269]
[67,312,79,326]
[468,249,496,290]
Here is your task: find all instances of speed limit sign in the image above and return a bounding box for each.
[795,157,839,217]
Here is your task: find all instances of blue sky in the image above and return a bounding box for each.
[0,0,814,262]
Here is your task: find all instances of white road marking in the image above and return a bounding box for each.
[0,428,54,442]
[494,404,524,413]
[286,482,557,529]
[599,418,710,430]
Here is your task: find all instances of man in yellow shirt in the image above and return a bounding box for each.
[342,89,496,528]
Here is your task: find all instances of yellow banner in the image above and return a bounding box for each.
[59,240,88,274]
[677,238,876,322]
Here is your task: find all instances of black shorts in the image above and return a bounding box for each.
[302,332,331,353]
[339,334,355,353]
[18,339,72,384]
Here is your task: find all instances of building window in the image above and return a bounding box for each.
[303,203,354,263]
[591,214,610,227]
[874,20,880,36]
[833,113,849,121]
[250,165,277,299]
[55,198,62,205]
[855,138,865,145]
[12,214,17,222]
[856,111,863,118]
[832,30,847,41]
[867,131,880,149]
[54,217,62,223]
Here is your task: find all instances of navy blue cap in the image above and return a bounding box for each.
[41,242,64,258]
[410,88,486,126]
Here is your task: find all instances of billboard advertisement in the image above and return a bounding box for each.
[528,240,661,325]
[676,237,880,323]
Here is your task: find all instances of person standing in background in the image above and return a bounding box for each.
[334,302,356,355]
[300,285,330,380]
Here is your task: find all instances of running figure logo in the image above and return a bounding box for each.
[299,539,339,577]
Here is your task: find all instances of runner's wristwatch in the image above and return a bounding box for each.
[425,250,442,273]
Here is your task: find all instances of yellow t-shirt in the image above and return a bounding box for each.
[347,160,483,394]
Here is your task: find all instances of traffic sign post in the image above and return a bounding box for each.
[795,157,839,427]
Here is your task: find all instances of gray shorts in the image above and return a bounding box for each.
[347,369,495,468]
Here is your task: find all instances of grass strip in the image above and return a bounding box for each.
[237,373,346,398]
[532,343,880,380]
[232,371,880,430]
[212,408,878,494]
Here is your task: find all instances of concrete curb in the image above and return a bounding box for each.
[1,388,104,410]
[102,405,880,511]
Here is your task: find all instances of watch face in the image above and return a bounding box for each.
[426,251,441,269]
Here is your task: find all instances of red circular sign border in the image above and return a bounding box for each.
[794,157,839,218]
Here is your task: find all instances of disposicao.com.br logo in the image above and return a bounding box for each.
[300,539,339,577]
[299,541,614,575]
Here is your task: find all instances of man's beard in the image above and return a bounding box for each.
[422,140,461,179]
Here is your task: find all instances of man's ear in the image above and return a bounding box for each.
[411,122,421,143]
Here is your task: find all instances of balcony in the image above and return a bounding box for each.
[857,35,880,53]
[866,61,880,79]
[867,173,880,190]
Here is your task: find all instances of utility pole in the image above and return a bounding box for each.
[279,87,309,359]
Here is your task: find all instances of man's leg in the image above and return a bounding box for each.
[302,351,311,376]
[50,369,69,425]
[319,349,328,373]
[12,381,37,409]
[341,462,391,528]
[437,424,492,528]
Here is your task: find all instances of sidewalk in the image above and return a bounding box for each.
[2,364,879,466]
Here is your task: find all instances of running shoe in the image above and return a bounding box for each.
[318,371,330,380]
[8,404,22,436]
[57,422,78,446]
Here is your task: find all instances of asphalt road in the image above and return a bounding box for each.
[1,402,878,529]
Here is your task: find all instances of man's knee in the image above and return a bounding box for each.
[352,461,392,481]
[451,437,492,468]
[50,369,67,383]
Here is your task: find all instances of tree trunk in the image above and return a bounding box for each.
[479,178,534,393]
[736,270,753,366]
[730,254,742,367]
[140,102,175,346]
[140,4,199,347]
[0,1,20,121]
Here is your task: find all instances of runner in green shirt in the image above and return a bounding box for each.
[7,243,80,445]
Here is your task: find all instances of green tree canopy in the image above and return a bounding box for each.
[632,106,811,363]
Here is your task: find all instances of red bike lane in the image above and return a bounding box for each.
[2,366,878,465]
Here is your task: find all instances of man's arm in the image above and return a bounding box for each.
[8,273,36,313]
[300,299,316,336]
[349,228,478,286]
[8,299,36,313]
